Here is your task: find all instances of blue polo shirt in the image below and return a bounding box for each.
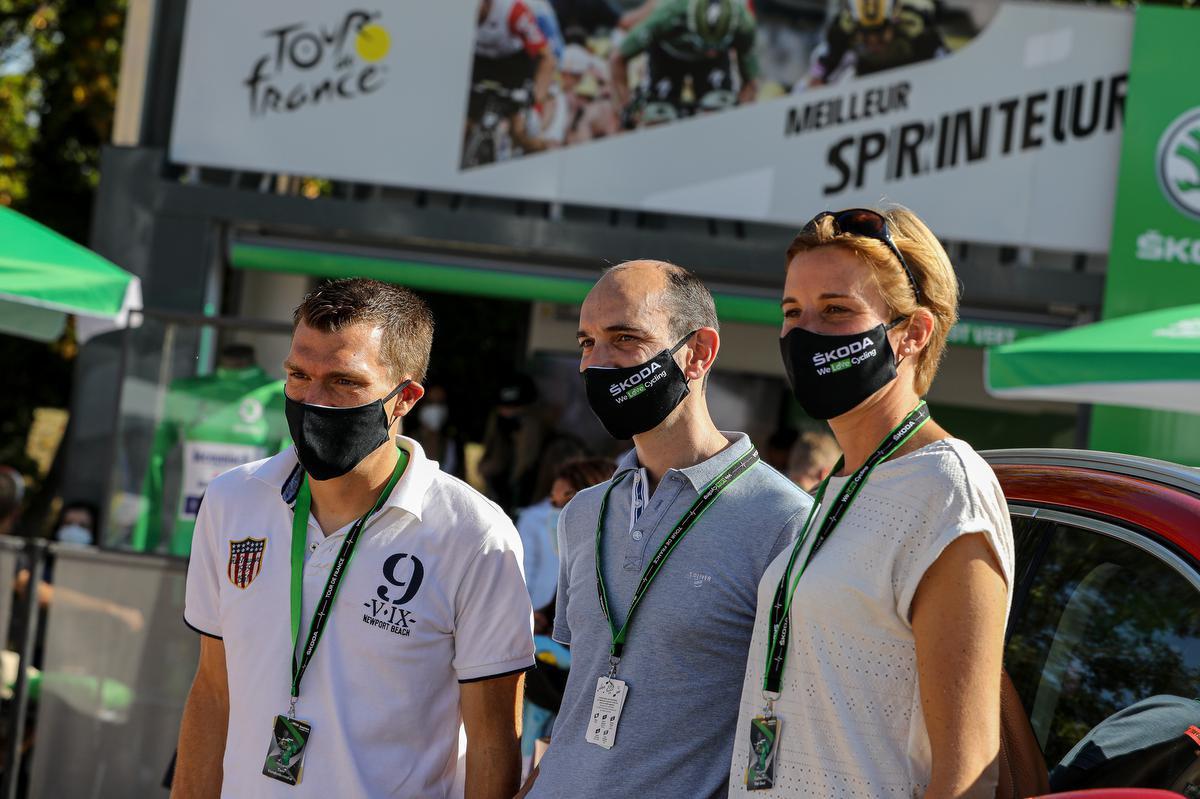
[529,433,812,799]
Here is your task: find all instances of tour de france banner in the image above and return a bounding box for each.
[1102,4,1200,318]
[170,1,1134,253]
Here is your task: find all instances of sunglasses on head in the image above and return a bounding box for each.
[801,208,922,303]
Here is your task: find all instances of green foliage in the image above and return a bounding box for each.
[0,1,123,510]
[0,0,125,240]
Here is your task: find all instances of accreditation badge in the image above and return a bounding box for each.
[262,715,312,786]
[745,715,781,791]
[584,676,629,750]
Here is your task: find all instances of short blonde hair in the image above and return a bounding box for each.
[785,206,959,396]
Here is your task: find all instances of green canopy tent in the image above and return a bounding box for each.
[985,304,1200,414]
[0,206,141,342]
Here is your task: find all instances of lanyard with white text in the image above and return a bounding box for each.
[760,402,931,702]
[287,448,408,716]
[594,447,760,674]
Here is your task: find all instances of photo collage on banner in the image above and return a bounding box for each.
[170,0,1135,251]
[461,0,1004,168]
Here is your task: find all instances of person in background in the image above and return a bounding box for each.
[517,456,616,632]
[13,496,142,631]
[517,455,615,777]
[764,427,799,472]
[0,466,24,537]
[729,207,1013,797]
[786,429,841,493]
[479,373,549,514]
[406,383,465,478]
[52,501,98,547]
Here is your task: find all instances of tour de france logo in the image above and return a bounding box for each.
[1157,106,1200,221]
[244,9,391,117]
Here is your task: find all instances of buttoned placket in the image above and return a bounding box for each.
[302,512,366,573]
[622,469,688,572]
[303,517,338,573]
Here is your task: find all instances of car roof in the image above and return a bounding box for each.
[982,449,1200,499]
[982,448,1200,562]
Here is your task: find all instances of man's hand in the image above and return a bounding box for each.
[171,636,229,798]
[462,672,524,799]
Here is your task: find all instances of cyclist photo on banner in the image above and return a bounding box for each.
[611,0,760,128]
[464,0,558,167]
[804,0,947,87]
[459,0,997,167]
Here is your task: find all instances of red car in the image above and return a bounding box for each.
[983,449,1200,798]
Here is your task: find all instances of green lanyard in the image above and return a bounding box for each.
[287,448,408,716]
[594,447,760,673]
[761,402,931,701]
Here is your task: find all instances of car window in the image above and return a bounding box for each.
[1008,514,1052,625]
[1003,512,1200,768]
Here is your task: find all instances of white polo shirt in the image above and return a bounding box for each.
[184,436,535,798]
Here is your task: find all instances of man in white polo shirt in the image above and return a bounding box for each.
[172,279,535,798]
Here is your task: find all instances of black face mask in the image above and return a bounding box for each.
[285,380,410,481]
[582,332,695,440]
[780,320,904,420]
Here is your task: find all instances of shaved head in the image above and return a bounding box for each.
[593,259,719,342]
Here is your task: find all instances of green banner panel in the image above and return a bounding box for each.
[232,241,1047,346]
[1092,5,1200,464]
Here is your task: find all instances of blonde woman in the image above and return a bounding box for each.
[729,208,1014,798]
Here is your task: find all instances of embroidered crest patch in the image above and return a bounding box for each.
[228,537,266,589]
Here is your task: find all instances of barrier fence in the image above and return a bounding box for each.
[0,536,195,798]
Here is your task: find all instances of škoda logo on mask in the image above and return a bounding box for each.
[608,361,664,398]
[811,335,876,368]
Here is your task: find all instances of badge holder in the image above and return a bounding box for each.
[585,657,629,750]
[745,694,781,791]
[263,706,312,786]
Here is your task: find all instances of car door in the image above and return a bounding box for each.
[1003,506,1200,771]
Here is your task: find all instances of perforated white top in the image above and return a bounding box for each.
[728,438,1015,798]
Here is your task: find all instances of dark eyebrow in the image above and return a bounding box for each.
[576,324,652,338]
[282,361,371,382]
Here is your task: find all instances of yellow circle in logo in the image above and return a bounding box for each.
[356,24,390,62]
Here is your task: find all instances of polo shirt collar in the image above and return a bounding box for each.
[250,436,436,521]
[612,431,752,491]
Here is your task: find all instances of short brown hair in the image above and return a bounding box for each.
[554,457,616,493]
[785,206,959,395]
[293,279,435,383]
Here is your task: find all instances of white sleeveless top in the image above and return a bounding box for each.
[728,438,1015,798]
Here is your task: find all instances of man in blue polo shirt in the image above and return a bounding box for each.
[521,260,812,799]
